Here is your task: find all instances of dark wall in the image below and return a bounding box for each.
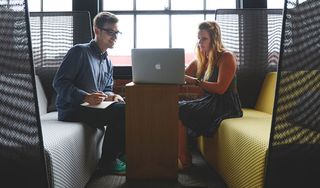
[241,0,267,8]
[73,0,99,19]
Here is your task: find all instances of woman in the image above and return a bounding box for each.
[178,21,243,169]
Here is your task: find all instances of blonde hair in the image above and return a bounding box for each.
[196,21,225,81]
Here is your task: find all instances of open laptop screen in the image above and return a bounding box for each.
[131,48,185,84]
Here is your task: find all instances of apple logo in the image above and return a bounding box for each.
[155,63,161,70]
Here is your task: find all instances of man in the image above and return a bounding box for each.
[53,12,126,175]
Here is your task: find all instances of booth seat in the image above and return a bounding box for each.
[35,75,104,188]
[198,72,277,188]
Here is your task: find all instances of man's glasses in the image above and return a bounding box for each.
[98,27,122,37]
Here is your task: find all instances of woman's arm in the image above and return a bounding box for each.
[184,60,199,85]
[185,60,197,77]
[198,52,237,94]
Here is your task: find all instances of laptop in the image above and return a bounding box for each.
[131,48,185,84]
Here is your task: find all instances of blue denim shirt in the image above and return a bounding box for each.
[53,40,114,120]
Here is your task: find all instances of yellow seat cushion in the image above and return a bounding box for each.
[198,72,277,188]
[242,108,271,118]
[199,116,272,188]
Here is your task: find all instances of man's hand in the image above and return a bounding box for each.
[84,92,107,105]
[113,94,124,102]
[103,94,124,102]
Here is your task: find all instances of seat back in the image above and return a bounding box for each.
[29,11,93,112]
[265,0,320,187]
[215,9,283,108]
[255,72,277,114]
[0,1,48,187]
[29,11,93,68]
[35,75,48,115]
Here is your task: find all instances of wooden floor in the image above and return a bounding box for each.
[86,149,227,188]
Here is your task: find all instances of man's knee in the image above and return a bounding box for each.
[111,102,125,119]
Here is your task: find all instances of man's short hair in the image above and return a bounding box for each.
[93,12,118,28]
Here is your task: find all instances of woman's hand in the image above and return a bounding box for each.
[185,75,198,85]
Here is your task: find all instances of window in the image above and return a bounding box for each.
[103,0,236,66]
[28,0,41,11]
[136,0,168,10]
[171,0,203,10]
[172,15,203,62]
[268,0,285,9]
[207,0,236,9]
[108,15,134,65]
[136,15,169,48]
[28,0,72,12]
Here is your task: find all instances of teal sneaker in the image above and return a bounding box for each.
[97,158,126,176]
[112,158,126,175]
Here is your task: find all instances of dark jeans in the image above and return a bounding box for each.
[70,102,125,163]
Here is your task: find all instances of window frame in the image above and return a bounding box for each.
[100,8,217,49]
[28,0,72,12]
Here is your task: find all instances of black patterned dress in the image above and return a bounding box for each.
[179,64,243,137]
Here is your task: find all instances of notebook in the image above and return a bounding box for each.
[131,48,185,84]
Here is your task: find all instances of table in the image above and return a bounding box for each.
[125,82,179,179]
